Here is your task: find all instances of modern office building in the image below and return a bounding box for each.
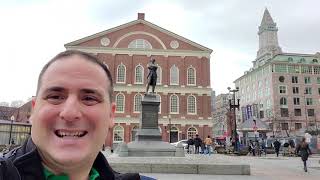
[234,9,320,137]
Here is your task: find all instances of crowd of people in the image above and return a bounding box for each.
[186,134,216,155]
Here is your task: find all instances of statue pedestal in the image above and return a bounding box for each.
[125,94,177,157]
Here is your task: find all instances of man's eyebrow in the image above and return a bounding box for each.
[43,86,65,93]
[81,89,104,97]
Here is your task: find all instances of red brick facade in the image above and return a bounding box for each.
[65,13,213,148]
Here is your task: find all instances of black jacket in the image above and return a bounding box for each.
[0,138,140,180]
[296,143,312,161]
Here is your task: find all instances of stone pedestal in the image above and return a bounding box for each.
[125,94,177,157]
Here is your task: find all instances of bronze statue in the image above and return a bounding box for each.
[145,58,158,94]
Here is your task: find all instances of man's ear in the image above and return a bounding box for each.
[108,102,116,128]
[31,96,36,109]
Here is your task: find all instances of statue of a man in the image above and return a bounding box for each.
[145,58,158,94]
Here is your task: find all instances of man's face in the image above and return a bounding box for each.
[30,55,115,168]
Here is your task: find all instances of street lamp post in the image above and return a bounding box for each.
[168,114,172,143]
[9,116,14,145]
[228,87,240,153]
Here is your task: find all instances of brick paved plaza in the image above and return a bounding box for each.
[139,154,320,180]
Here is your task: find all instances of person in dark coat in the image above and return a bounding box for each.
[273,139,281,157]
[0,50,153,180]
[194,134,202,154]
[145,58,158,94]
[186,137,194,154]
[296,137,312,172]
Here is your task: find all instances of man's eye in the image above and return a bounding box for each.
[82,96,100,105]
[45,94,65,104]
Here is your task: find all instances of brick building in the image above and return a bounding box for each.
[65,13,213,147]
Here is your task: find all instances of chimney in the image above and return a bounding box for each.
[138,13,145,20]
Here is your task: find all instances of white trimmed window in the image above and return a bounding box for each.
[128,39,152,49]
[135,64,144,84]
[280,97,287,106]
[187,67,196,85]
[170,94,179,114]
[116,63,126,83]
[156,94,161,114]
[113,126,124,143]
[187,95,196,114]
[115,93,125,113]
[156,65,162,85]
[187,127,198,139]
[170,65,179,85]
[134,93,143,112]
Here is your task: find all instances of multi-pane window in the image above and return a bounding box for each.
[301,66,313,74]
[314,66,320,74]
[115,93,125,112]
[187,95,196,114]
[307,109,315,116]
[280,97,287,105]
[280,108,289,117]
[304,77,311,84]
[274,64,287,73]
[187,127,197,139]
[295,123,302,130]
[135,65,144,84]
[157,66,162,84]
[288,65,300,73]
[318,88,320,95]
[170,95,179,113]
[170,65,179,85]
[304,87,312,94]
[281,123,289,130]
[133,93,142,112]
[113,126,124,142]
[279,86,286,94]
[117,64,126,83]
[292,76,298,83]
[293,87,299,94]
[128,39,152,49]
[293,97,300,105]
[187,67,196,85]
[294,109,302,116]
[317,77,320,84]
[306,98,313,105]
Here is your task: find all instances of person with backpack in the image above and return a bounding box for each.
[194,134,202,154]
[296,137,312,172]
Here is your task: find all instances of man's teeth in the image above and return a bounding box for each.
[56,130,86,137]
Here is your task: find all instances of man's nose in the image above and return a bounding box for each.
[59,96,82,121]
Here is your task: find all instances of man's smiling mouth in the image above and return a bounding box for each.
[55,130,88,138]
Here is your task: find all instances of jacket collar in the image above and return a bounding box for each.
[13,138,115,180]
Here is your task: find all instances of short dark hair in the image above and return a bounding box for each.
[36,50,114,102]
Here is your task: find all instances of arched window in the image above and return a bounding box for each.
[280,97,287,105]
[113,125,124,143]
[117,63,126,83]
[187,127,198,139]
[128,39,152,49]
[187,95,196,114]
[170,94,179,113]
[133,93,142,112]
[115,93,125,112]
[135,64,144,84]
[157,65,162,85]
[170,126,179,142]
[187,67,196,85]
[170,65,179,85]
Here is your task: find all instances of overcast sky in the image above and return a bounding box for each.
[0,0,319,103]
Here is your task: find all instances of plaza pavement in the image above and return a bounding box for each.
[138,154,320,180]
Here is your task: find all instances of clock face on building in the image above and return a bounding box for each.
[100,37,110,46]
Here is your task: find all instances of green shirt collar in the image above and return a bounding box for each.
[43,167,99,180]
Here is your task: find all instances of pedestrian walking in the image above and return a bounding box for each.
[296,137,312,172]
[186,137,194,154]
[273,139,281,157]
[261,138,267,156]
[194,134,202,154]
[204,135,213,155]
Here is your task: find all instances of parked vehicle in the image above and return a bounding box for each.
[170,139,188,149]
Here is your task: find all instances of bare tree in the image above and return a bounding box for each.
[0,102,10,106]
[10,100,24,108]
